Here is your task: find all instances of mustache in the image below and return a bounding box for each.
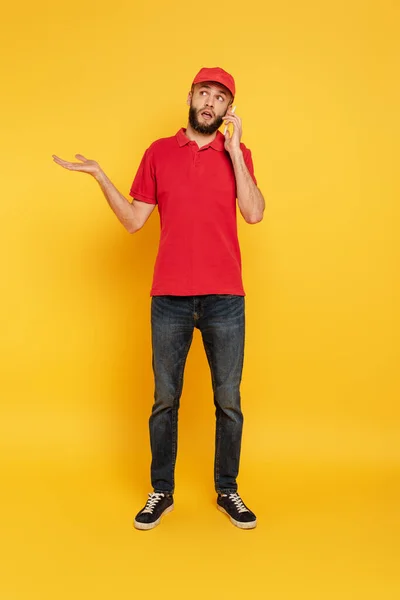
[199,108,215,116]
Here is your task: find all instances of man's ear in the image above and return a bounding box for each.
[186,91,192,106]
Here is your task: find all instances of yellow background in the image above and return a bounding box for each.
[1,0,399,598]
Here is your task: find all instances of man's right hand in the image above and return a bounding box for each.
[52,153,154,233]
[52,154,101,178]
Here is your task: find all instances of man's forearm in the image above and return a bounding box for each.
[95,169,137,233]
[230,150,265,224]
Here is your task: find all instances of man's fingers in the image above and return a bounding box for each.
[224,114,240,124]
[223,120,235,134]
[52,156,85,170]
[52,155,69,166]
[53,155,72,167]
[53,155,74,165]
[52,154,93,170]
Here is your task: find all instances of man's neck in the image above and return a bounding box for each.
[185,122,218,148]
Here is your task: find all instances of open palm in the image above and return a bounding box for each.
[52,154,100,175]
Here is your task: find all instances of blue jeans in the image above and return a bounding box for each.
[149,294,245,495]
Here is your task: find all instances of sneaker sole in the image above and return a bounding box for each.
[133,503,174,530]
[217,505,257,529]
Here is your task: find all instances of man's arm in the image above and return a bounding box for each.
[95,169,156,233]
[222,111,265,224]
[52,153,155,233]
[230,150,265,224]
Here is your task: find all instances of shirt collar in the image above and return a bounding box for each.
[175,127,225,151]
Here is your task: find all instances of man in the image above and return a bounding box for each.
[52,66,265,530]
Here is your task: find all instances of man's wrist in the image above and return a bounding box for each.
[94,167,106,183]
[228,147,243,162]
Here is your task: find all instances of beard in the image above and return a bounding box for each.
[188,104,225,135]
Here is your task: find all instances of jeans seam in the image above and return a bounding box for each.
[203,341,221,491]
[170,333,193,491]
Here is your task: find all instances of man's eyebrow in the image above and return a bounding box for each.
[199,84,228,96]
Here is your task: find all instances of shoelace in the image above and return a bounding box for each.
[142,492,165,514]
[225,492,249,513]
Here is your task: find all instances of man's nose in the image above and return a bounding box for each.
[205,96,215,107]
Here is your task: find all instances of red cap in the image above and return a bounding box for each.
[192,67,235,98]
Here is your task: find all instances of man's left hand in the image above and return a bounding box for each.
[223,109,242,155]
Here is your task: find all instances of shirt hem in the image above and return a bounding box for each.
[150,289,246,296]
[129,191,157,204]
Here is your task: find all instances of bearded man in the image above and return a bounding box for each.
[52,66,265,530]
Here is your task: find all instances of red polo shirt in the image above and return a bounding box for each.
[129,128,257,297]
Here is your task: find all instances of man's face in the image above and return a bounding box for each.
[188,81,232,135]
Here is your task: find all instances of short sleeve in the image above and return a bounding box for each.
[241,145,258,186]
[129,147,157,204]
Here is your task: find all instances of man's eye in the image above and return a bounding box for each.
[218,96,224,101]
